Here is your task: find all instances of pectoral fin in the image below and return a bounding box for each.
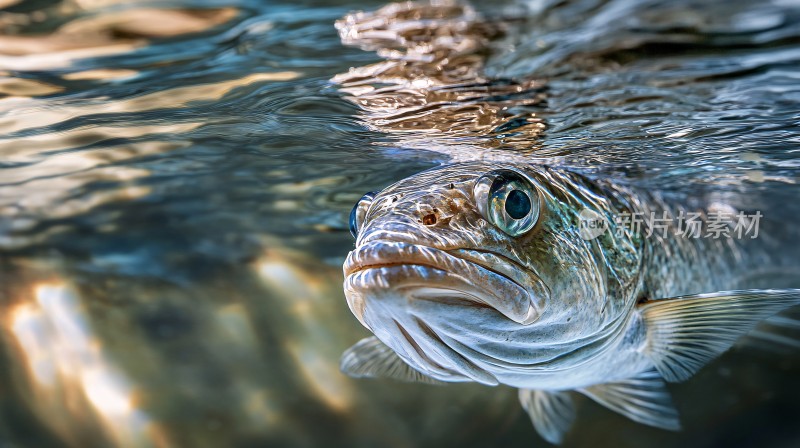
[640,289,800,383]
[580,370,680,430]
[518,389,576,444]
[340,336,445,385]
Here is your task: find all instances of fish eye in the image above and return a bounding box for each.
[473,169,540,237]
[349,191,378,238]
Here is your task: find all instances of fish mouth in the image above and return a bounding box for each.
[343,240,547,327]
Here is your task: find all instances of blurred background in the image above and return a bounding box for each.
[0,0,799,447]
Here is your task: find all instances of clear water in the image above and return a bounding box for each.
[0,0,799,447]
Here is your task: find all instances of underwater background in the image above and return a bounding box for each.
[0,0,799,446]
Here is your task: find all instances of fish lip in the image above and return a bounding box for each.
[344,241,519,283]
[343,240,541,325]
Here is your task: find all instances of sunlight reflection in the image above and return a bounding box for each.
[58,8,238,39]
[0,41,143,71]
[62,68,139,81]
[0,77,63,97]
[256,252,355,414]
[0,7,237,71]
[0,138,195,249]
[9,284,153,447]
[0,123,200,165]
[215,304,258,348]
[0,72,301,135]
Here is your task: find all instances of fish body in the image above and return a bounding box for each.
[341,161,799,442]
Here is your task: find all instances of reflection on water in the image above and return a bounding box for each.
[0,0,799,447]
[334,1,547,155]
[0,5,236,70]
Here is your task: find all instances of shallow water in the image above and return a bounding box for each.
[0,0,799,447]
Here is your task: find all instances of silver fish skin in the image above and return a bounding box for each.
[341,161,800,442]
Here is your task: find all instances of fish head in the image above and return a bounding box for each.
[343,162,640,385]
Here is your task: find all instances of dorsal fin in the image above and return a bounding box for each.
[340,336,445,385]
[580,370,680,430]
[518,389,576,444]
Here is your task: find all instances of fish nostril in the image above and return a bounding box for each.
[422,213,437,226]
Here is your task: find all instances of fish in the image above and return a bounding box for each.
[340,161,800,444]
